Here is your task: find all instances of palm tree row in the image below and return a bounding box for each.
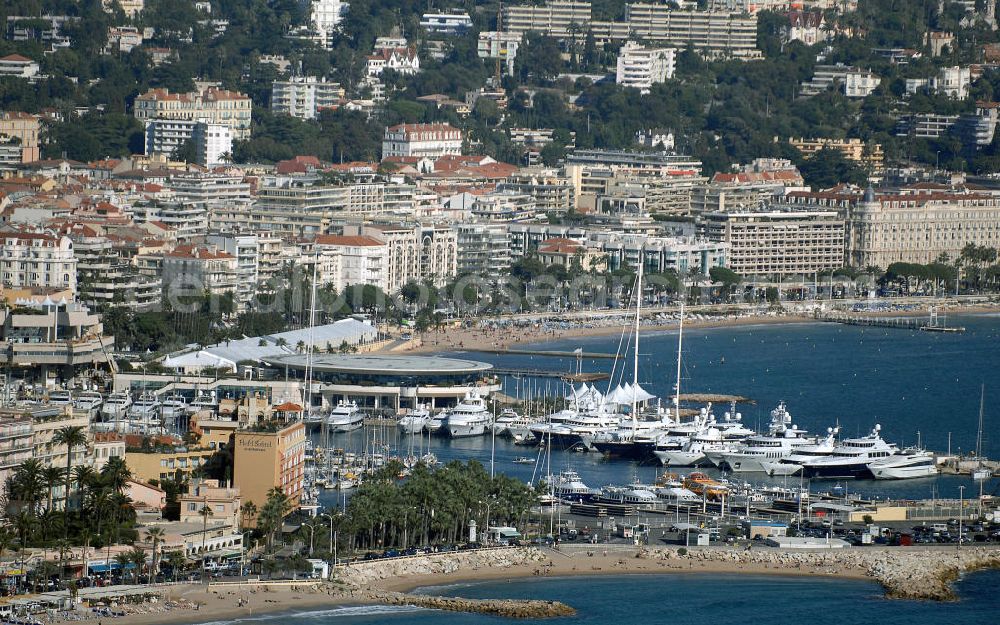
[341,460,537,552]
[3,455,136,548]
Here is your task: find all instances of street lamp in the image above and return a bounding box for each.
[241,530,253,576]
[321,513,338,567]
[958,485,965,548]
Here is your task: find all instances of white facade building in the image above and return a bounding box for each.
[844,70,881,98]
[615,41,676,93]
[477,31,521,76]
[931,66,972,99]
[366,47,420,76]
[271,76,346,119]
[0,54,40,79]
[314,235,389,291]
[382,123,463,158]
[134,86,252,140]
[420,12,473,34]
[0,230,77,294]
[144,119,232,165]
[311,0,349,48]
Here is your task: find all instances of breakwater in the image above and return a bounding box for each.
[634,546,1000,601]
[369,591,576,618]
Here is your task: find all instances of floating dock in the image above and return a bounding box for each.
[467,348,622,359]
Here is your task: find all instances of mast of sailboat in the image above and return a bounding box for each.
[631,260,642,435]
[976,384,985,461]
[674,301,685,421]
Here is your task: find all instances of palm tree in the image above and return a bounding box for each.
[52,426,88,529]
[100,457,132,494]
[166,550,186,582]
[240,501,257,530]
[295,340,306,353]
[42,466,64,513]
[8,458,45,514]
[145,527,165,581]
[199,505,214,576]
[73,466,96,513]
[129,547,148,583]
[114,552,131,582]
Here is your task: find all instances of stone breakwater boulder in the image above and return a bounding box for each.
[339,548,548,589]
[636,546,1000,601]
[370,590,576,619]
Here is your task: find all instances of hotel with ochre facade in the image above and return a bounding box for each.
[233,421,306,525]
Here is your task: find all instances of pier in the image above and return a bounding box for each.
[466,348,623,359]
[818,310,965,332]
[493,367,610,382]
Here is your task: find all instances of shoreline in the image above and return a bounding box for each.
[100,545,1000,625]
[401,303,1000,355]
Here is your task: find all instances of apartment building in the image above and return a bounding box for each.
[501,1,592,38]
[179,479,242,528]
[0,54,40,79]
[70,231,162,312]
[314,234,389,290]
[271,76,345,120]
[591,6,760,59]
[233,421,307,525]
[0,415,34,488]
[0,229,77,294]
[456,223,511,283]
[134,86,252,140]
[126,446,218,483]
[143,118,233,165]
[311,0,349,48]
[0,301,113,382]
[592,232,728,275]
[615,41,676,93]
[358,223,457,292]
[477,31,522,76]
[251,175,350,236]
[789,137,884,174]
[690,169,806,214]
[382,123,463,158]
[161,244,240,299]
[702,208,846,276]
[0,111,41,163]
[907,66,973,99]
[499,168,576,213]
[30,409,90,502]
[131,201,208,239]
[471,191,538,222]
[420,12,473,35]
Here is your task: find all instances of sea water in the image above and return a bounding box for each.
[318,314,1000,505]
[191,569,1000,625]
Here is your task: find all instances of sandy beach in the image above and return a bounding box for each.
[401,301,1000,356]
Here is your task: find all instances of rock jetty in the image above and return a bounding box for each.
[635,546,1000,601]
[370,591,576,618]
[339,547,549,588]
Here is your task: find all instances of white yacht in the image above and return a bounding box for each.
[327,401,364,432]
[529,403,618,449]
[761,427,841,477]
[48,389,73,406]
[101,392,132,421]
[397,404,430,434]
[426,411,448,433]
[160,395,188,420]
[654,427,735,467]
[187,392,218,415]
[492,408,538,440]
[800,425,898,478]
[73,391,104,413]
[446,390,491,438]
[549,470,600,502]
[128,392,161,420]
[715,402,817,473]
[869,449,939,479]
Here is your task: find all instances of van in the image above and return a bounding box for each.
[931,523,948,533]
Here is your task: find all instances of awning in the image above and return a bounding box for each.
[88,563,135,572]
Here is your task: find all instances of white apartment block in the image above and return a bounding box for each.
[477,31,522,76]
[271,76,345,119]
[143,119,232,165]
[0,54,40,79]
[456,224,511,283]
[382,123,463,158]
[844,70,881,98]
[471,191,538,222]
[161,244,240,298]
[103,0,144,17]
[702,209,845,276]
[356,223,457,291]
[314,235,389,291]
[420,12,473,34]
[311,0,349,48]
[501,1,592,38]
[0,230,77,294]
[932,66,972,99]
[134,86,252,140]
[616,41,676,93]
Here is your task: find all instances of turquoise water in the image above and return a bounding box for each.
[319,314,1000,505]
[193,570,1000,624]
